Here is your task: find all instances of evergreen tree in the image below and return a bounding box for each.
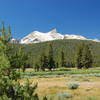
[0,23,6,42]
[75,43,93,69]
[56,62,59,68]
[9,47,28,71]
[35,63,40,72]
[0,41,10,75]
[7,25,12,41]
[21,51,29,72]
[75,44,83,69]
[81,44,93,68]
[0,24,41,100]
[48,43,55,70]
[40,53,49,71]
[43,55,49,70]
[40,54,45,71]
[0,23,12,43]
[61,50,66,67]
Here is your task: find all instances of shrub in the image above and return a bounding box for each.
[57,93,73,99]
[68,82,79,89]
[43,96,48,100]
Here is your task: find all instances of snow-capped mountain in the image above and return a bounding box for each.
[20,29,100,44]
[20,29,64,44]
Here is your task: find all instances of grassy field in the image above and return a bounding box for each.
[20,67,100,78]
[20,68,100,100]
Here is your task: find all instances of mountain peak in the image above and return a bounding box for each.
[49,28,57,34]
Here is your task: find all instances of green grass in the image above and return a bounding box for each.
[19,68,100,78]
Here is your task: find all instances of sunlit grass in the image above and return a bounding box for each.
[19,68,100,100]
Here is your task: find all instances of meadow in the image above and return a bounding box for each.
[19,67,100,100]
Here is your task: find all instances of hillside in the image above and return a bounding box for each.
[12,39,100,67]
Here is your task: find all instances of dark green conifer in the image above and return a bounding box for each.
[48,43,55,70]
[75,43,93,69]
[75,44,83,69]
[81,44,93,68]
[61,50,66,67]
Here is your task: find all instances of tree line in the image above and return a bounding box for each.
[34,42,93,71]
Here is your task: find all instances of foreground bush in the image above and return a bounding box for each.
[68,82,79,89]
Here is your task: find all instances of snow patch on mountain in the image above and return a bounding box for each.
[64,34,86,40]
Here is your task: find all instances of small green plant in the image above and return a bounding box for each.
[68,82,79,89]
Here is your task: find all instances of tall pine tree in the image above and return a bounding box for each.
[0,23,12,43]
[61,50,66,67]
[7,25,12,41]
[81,44,93,68]
[75,43,93,69]
[75,44,83,69]
[40,53,49,71]
[48,43,55,71]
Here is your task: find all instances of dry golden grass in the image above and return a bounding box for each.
[20,76,100,100]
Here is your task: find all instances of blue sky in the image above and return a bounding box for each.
[0,0,100,39]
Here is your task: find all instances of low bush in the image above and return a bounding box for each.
[57,93,73,99]
[68,82,79,89]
